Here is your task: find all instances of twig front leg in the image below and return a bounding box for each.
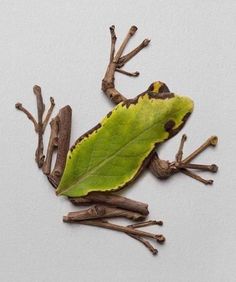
[15,85,55,168]
[33,85,45,167]
[102,25,148,104]
[150,135,218,185]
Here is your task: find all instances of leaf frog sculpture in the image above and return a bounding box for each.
[16,26,218,255]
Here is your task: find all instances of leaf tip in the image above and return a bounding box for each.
[55,188,62,196]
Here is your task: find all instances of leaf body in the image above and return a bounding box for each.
[56,93,193,197]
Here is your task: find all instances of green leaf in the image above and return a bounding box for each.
[56,93,193,197]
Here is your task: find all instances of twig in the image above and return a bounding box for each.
[127,219,163,254]
[182,136,218,164]
[113,26,137,63]
[149,134,218,184]
[43,97,55,132]
[128,220,163,228]
[102,26,140,104]
[117,39,150,68]
[15,103,38,131]
[63,205,146,222]
[42,117,59,175]
[178,163,218,172]
[48,105,72,187]
[69,192,149,216]
[175,134,187,163]
[109,25,116,63]
[63,219,165,243]
[33,85,45,168]
[116,68,139,77]
[128,234,158,255]
[181,169,213,185]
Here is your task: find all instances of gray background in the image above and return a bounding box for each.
[0,1,236,281]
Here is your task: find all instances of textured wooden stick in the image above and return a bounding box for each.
[182,136,218,164]
[102,26,139,104]
[68,219,165,243]
[63,205,146,222]
[33,85,45,168]
[69,192,149,216]
[175,134,187,162]
[15,85,55,169]
[15,103,38,131]
[113,26,137,63]
[179,163,218,172]
[116,68,139,77]
[128,220,163,228]
[128,234,158,255]
[48,105,72,187]
[109,25,116,63]
[117,38,150,68]
[181,169,213,185]
[42,117,59,175]
[43,97,55,132]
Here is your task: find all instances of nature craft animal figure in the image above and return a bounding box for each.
[16,26,218,255]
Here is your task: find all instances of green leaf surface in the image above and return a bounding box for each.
[56,93,193,197]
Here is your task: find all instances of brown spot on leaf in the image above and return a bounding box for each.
[70,144,76,153]
[164,120,175,132]
[148,92,174,100]
[166,111,192,140]
[106,111,112,118]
